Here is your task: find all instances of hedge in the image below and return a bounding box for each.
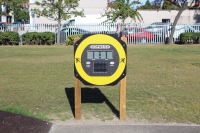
[180,32,200,44]
[22,32,55,45]
[1,31,19,45]
[0,32,2,45]
[65,34,84,45]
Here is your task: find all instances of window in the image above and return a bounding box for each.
[70,20,75,25]
[63,19,75,27]
[135,29,143,33]
[31,11,35,19]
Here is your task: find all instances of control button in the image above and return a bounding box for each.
[86,61,90,65]
[110,61,114,65]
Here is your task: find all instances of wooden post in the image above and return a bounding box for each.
[74,36,81,120]
[75,77,81,120]
[120,36,127,120]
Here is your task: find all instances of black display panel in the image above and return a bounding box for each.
[93,62,107,73]
[87,51,113,59]
[81,44,119,76]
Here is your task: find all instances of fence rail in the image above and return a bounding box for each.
[0,23,200,45]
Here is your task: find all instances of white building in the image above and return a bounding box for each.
[29,0,113,25]
[0,2,7,23]
[29,0,200,24]
[1,2,29,24]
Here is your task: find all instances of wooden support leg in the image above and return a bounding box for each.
[75,77,81,120]
[120,76,126,120]
[74,36,81,120]
[120,36,127,120]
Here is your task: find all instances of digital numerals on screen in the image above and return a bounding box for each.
[87,51,113,59]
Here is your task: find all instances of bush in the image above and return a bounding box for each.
[22,32,37,45]
[22,32,55,45]
[180,32,200,44]
[0,32,2,45]
[66,34,83,45]
[1,31,19,45]
[41,32,55,45]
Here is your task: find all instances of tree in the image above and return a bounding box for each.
[14,8,29,22]
[152,0,195,44]
[0,0,29,17]
[33,0,84,45]
[103,0,143,36]
[162,0,180,10]
[138,0,154,9]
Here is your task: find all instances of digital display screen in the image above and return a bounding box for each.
[107,51,112,59]
[101,52,106,59]
[93,62,107,73]
[94,51,99,59]
[87,51,113,59]
[88,51,93,59]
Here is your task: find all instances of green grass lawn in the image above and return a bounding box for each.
[0,45,200,124]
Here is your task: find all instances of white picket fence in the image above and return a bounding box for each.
[1,23,200,45]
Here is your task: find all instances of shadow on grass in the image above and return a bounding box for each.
[65,87,119,118]
[191,63,200,67]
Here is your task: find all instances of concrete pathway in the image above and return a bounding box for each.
[49,123,200,133]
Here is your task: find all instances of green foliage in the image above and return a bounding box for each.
[162,0,180,10]
[22,32,37,45]
[162,0,171,10]
[14,8,29,22]
[103,0,143,23]
[41,32,55,45]
[33,0,84,45]
[65,34,83,45]
[103,0,143,36]
[138,0,154,9]
[22,32,55,45]
[1,31,19,45]
[0,32,2,45]
[33,0,84,22]
[180,32,200,44]
[0,0,29,19]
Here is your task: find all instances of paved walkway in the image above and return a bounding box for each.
[49,123,200,133]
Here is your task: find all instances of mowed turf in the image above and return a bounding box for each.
[0,45,200,124]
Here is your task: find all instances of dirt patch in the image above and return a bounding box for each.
[0,110,52,133]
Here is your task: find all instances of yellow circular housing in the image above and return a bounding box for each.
[74,34,127,86]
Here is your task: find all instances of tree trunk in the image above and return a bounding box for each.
[122,19,125,37]
[57,19,61,45]
[167,1,187,44]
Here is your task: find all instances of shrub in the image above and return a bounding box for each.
[22,32,55,45]
[41,32,55,45]
[1,31,19,45]
[180,32,200,44]
[0,31,2,45]
[66,34,83,45]
[22,32,37,45]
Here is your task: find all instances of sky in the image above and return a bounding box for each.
[129,0,153,8]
